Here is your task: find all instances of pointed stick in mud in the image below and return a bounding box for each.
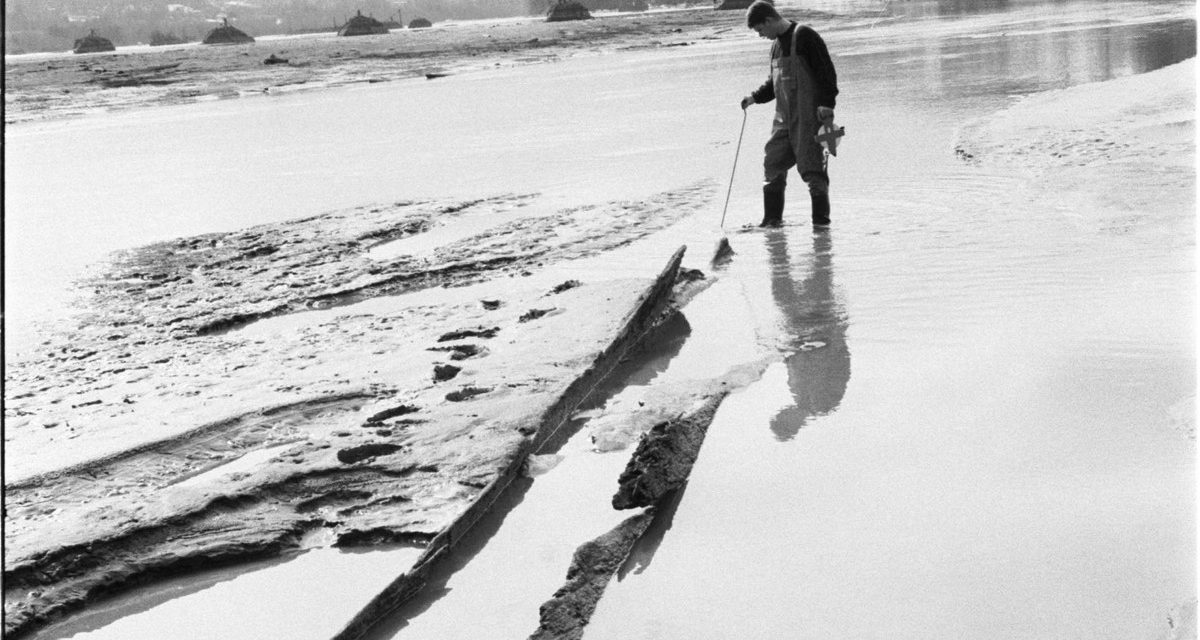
[713,109,747,265]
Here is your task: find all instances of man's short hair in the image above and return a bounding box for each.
[746,0,781,27]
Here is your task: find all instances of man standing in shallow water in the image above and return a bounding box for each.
[740,0,839,228]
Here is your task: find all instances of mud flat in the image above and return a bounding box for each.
[1,183,720,638]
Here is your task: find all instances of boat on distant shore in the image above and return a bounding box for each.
[338,10,391,36]
[73,30,116,54]
[202,18,255,45]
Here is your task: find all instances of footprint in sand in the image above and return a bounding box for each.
[445,386,492,402]
[428,343,488,360]
[437,327,500,341]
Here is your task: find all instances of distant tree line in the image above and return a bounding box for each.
[4,0,711,54]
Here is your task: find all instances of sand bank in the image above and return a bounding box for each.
[955,57,1195,243]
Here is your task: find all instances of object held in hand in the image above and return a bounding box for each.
[814,120,845,157]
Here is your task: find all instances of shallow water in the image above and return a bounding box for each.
[7,0,1195,637]
[583,228,1194,638]
[581,4,1196,639]
[30,546,425,640]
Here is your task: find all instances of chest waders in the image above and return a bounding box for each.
[761,25,831,228]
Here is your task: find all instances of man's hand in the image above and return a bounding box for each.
[817,106,835,122]
[741,96,755,110]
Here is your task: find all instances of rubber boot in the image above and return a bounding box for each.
[811,192,831,227]
[760,189,784,228]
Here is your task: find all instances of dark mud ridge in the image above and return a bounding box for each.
[611,393,727,510]
[526,394,728,640]
[529,511,655,640]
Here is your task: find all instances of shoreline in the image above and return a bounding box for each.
[2,186,727,638]
[4,8,746,127]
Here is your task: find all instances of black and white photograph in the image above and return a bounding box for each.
[3,0,1196,638]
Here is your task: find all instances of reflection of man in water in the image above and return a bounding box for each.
[766,231,851,440]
